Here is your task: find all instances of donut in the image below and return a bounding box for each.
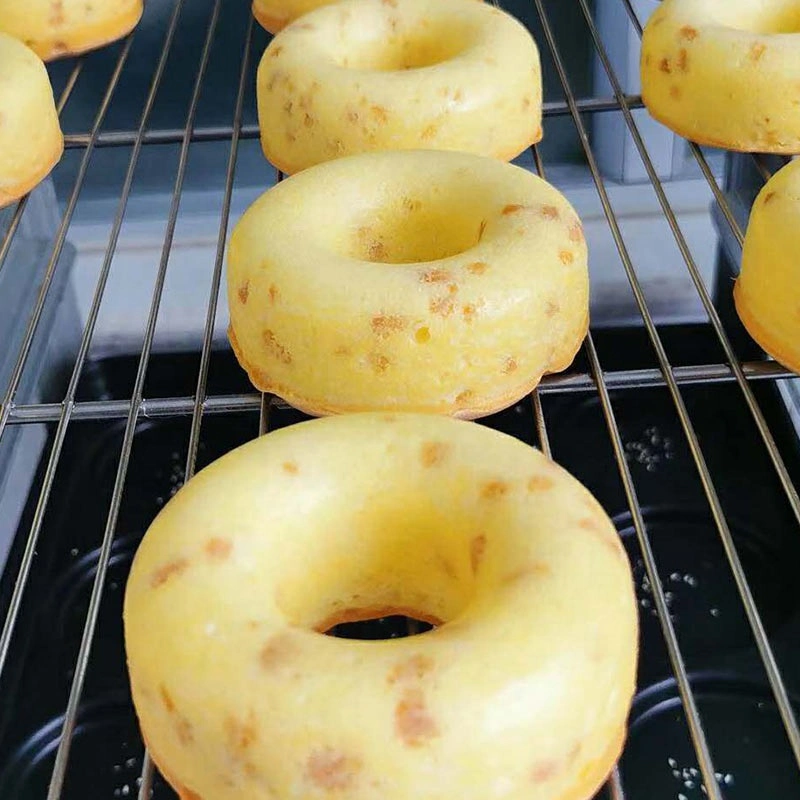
[226,149,589,419]
[0,33,63,209]
[0,0,143,61]
[252,0,331,34]
[257,0,542,174]
[734,158,800,373]
[640,0,800,152]
[124,412,638,800]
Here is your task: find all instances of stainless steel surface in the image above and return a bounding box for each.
[0,0,797,797]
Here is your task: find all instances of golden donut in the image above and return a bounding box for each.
[0,0,143,61]
[226,149,588,419]
[641,0,800,152]
[257,0,542,174]
[124,412,638,800]
[734,158,800,373]
[0,33,63,209]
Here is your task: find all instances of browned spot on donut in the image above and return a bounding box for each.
[346,108,359,124]
[371,314,407,338]
[368,240,386,260]
[568,221,584,242]
[175,715,194,746]
[531,759,559,783]
[670,85,682,100]
[268,284,280,304]
[659,57,672,74]
[226,713,258,753]
[462,304,478,323]
[238,281,249,304]
[369,353,390,373]
[49,0,65,26]
[502,204,525,215]
[334,345,352,357]
[436,553,457,579]
[764,191,777,204]
[283,100,294,115]
[304,113,315,128]
[371,105,389,123]
[282,461,299,474]
[527,475,555,492]
[559,250,575,265]
[522,96,532,110]
[395,689,438,746]
[205,538,232,560]
[296,22,315,29]
[306,748,362,790]
[151,558,189,588]
[545,301,560,317]
[388,654,434,684]
[470,534,487,573]
[503,357,518,374]
[541,205,560,220]
[478,219,487,240]
[750,42,767,62]
[466,261,488,275]
[679,25,698,41]
[455,389,474,406]
[644,53,651,66]
[421,124,438,140]
[420,441,449,467]
[402,196,422,212]
[262,330,292,365]
[259,634,294,670]
[270,45,283,58]
[504,562,552,584]
[420,268,451,283]
[381,0,397,6]
[160,684,175,712]
[179,787,203,800]
[481,480,509,499]
[579,517,603,532]
[677,48,689,72]
[430,294,455,317]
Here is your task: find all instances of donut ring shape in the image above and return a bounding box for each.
[0,0,143,61]
[0,33,63,209]
[641,0,800,152]
[257,0,542,174]
[226,150,589,419]
[734,158,800,373]
[124,412,639,800]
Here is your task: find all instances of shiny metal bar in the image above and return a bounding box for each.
[532,1,723,795]
[46,3,222,797]
[0,0,186,686]
[0,61,83,277]
[579,0,800,765]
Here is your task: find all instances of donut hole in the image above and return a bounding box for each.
[350,197,483,264]
[712,4,800,33]
[331,20,476,71]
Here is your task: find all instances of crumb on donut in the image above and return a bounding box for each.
[205,537,232,560]
[470,534,487,573]
[395,689,439,746]
[527,475,555,492]
[420,441,449,467]
[530,759,559,783]
[282,461,299,474]
[750,42,767,62]
[388,654,434,684]
[503,357,518,374]
[262,329,292,365]
[306,747,362,790]
[541,205,560,220]
[559,250,575,265]
[371,314,407,338]
[420,268,451,283]
[481,480,509,499]
[466,261,488,275]
[678,25,698,41]
[237,281,249,304]
[659,57,671,74]
[150,558,189,588]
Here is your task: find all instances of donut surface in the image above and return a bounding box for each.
[641,0,800,152]
[0,33,63,209]
[734,158,800,373]
[0,0,143,61]
[124,412,638,800]
[227,150,588,419]
[257,0,542,174]
[252,0,332,34]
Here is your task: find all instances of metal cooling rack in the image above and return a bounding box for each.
[0,0,798,798]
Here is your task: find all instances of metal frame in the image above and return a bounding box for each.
[0,1,797,798]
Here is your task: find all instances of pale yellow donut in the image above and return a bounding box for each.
[257,0,542,174]
[0,33,63,209]
[0,0,143,61]
[641,0,800,152]
[124,412,638,800]
[734,158,800,373]
[226,150,588,419]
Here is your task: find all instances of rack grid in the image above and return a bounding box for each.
[0,1,798,799]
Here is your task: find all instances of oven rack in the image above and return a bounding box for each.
[0,1,798,799]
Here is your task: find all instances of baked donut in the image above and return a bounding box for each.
[257,0,542,174]
[124,412,638,800]
[734,158,800,373]
[253,0,331,34]
[641,0,800,152]
[0,33,63,209]
[227,149,588,419]
[0,0,143,61]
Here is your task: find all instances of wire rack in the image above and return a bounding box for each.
[0,0,798,798]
